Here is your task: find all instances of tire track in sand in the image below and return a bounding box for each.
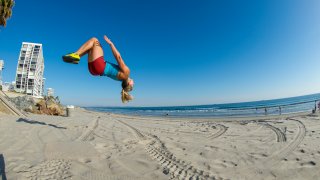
[77,117,99,142]
[117,120,145,139]
[117,119,218,180]
[274,118,305,158]
[258,122,286,142]
[179,122,228,140]
[208,124,228,139]
[235,118,306,180]
[265,118,306,165]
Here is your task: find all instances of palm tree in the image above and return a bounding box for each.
[0,0,15,27]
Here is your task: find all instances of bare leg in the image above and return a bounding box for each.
[88,40,104,63]
[75,37,104,60]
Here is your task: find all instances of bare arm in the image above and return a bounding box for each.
[104,35,130,80]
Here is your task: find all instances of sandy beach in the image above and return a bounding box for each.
[0,108,319,180]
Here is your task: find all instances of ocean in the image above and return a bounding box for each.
[85,93,320,118]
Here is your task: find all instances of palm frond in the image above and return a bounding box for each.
[0,0,14,27]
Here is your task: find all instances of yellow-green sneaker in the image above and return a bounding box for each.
[62,52,80,64]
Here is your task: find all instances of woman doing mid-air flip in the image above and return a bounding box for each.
[62,35,134,103]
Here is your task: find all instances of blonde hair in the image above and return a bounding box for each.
[121,89,133,103]
[121,79,134,103]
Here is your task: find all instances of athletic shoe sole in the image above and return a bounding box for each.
[62,56,79,64]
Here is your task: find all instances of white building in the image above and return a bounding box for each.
[47,88,54,97]
[15,42,45,97]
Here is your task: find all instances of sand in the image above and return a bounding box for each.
[0,108,319,180]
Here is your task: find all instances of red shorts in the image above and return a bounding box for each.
[88,56,106,76]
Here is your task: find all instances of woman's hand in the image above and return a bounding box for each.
[104,35,113,45]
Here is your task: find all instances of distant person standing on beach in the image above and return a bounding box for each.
[62,35,134,103]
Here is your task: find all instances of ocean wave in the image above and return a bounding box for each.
[85,93,320,117]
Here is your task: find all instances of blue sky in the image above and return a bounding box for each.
[0,0,320,107]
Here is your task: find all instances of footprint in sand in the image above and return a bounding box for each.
[203,162,211,171]
[21,159,72,179]
[12,163,33,173]
[213,160,237,168]
[8,156,25,161]
[300,161,316,167]
[95,143,109,149]
[300,149,306,153]
[78,157,92,163]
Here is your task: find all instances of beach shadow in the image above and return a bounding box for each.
[0,154,7,180]
[16,118,67,129]
[47,124,66,129]
[17,118,46,125]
